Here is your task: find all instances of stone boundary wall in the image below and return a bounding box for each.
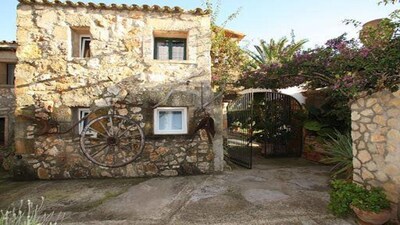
[14,2,222,179]
[351,89,400,220]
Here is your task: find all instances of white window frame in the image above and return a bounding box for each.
[78,108,91,134]
[154,107,188,135]
[79,35,91,58]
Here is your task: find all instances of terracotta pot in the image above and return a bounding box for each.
[351,204,391,225]
[302,151,322,163]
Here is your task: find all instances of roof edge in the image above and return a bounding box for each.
[0,41,17,45]
[18,0,211,16]
[215,26,246,41]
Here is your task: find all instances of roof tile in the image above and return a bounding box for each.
[18,0,210,15]
[0,41,17,44]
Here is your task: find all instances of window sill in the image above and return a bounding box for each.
[146,134,192,140]
[67,57,91,62]
[153,132,189,135]
[146,59,197,65]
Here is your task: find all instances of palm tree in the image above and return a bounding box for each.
[248,37,307,68]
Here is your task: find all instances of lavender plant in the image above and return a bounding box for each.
[0,197,64,225]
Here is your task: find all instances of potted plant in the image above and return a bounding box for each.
[329,180,391,225]
[350,188,391,225]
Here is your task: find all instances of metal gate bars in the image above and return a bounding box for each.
[226,91,303,168]
[226,93,253,168]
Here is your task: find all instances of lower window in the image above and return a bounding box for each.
[154,107,188,135]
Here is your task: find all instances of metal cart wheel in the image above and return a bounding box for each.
[79,114,145,168]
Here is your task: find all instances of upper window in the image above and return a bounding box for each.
[70,27,91,58]
[80,36,91,58]
[0,63,15,85]
[154,107,188,135]
[154,38,186,60]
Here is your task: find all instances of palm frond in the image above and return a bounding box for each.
[246,36,307,68]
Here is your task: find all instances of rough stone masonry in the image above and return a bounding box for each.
[14,0,224,179]
[351,89,400,220]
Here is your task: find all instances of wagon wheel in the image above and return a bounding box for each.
[80,114,145,168]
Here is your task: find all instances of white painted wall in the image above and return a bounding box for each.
[239,86,307,105]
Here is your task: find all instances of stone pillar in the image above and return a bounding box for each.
[351,89,400,221]
[213,97,224,172]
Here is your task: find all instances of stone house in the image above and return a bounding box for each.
[14,0,223,179]
[0,41,17,148]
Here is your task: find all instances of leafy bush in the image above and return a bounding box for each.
[0,197,64,225]
[329,180,362,216]
[352,187,391,213]
[304,92,351,137]
[321,131,353,179]
[329,180,391,217]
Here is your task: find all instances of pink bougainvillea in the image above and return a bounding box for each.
[240,29,400,99]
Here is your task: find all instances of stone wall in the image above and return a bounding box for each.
[15,1,221,179]
[351,89,400,220]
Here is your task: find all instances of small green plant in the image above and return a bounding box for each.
[321,131,353,179]
[329,180,391,217]
[351,187,391,213]
[0,197,64,225]
[329,180,362,216]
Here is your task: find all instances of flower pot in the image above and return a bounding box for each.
[350,204,391,225]
[302,151,323,163]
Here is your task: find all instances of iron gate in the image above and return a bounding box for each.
[253,92,303,157]
[226,91,303,168]
[226,93,253,169]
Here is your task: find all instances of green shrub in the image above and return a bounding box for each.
[329,180,391,217]
[329,180,362,216]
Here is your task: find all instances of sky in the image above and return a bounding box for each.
[0,0,398,49]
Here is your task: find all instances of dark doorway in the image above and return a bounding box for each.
[0,118,5,146]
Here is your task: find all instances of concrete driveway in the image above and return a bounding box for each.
[0,158,354,225]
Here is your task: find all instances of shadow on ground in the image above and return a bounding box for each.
[0,158,355,225]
